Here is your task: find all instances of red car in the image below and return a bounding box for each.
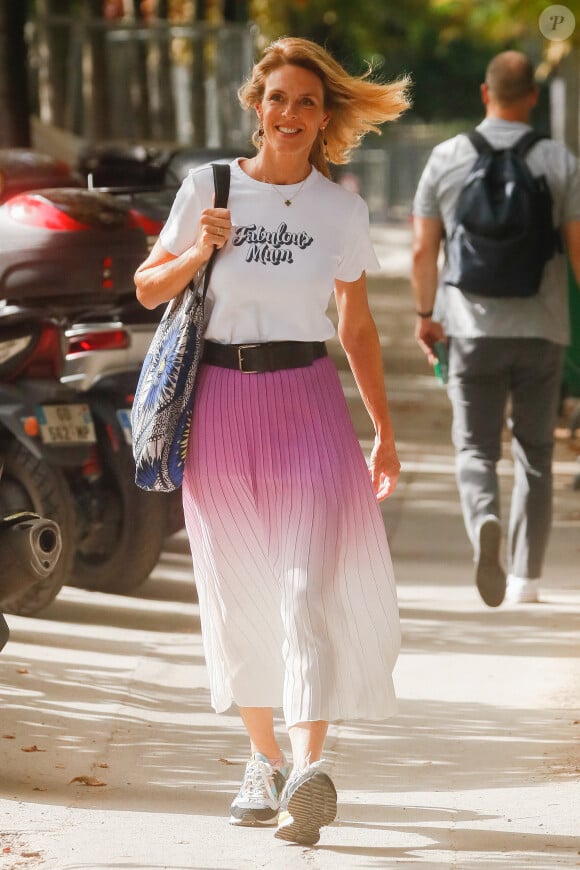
[0,187,148,312]
[0,149,82,204]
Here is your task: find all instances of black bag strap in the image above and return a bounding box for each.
[512,129,547,157]
[212,161,231,208]
[466,129,494,155]
[466,127,548,159]
[200,162,231,301]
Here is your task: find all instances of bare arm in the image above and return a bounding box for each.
[411,215,446,361]
[563,220,580,287]
[335,272,400,500]
[134,206,231,309]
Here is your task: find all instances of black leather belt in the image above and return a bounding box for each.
[202,340,328,373]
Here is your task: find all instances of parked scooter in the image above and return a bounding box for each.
[60,310,183,594]
[0,307,88,614]
[0,182,179,604]
[0,302,181,609]
[0,452,62,641]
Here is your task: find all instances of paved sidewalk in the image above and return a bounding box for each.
[1,224,579,869]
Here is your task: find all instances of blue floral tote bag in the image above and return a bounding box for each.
[132,163,230,492]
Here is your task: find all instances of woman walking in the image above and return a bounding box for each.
[135,36,410,846]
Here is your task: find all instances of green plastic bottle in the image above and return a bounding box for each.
[433,341,449,385]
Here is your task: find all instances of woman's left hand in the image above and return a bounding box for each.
[369,435,401,501]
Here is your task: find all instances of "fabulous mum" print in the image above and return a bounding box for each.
[233,222,313,265]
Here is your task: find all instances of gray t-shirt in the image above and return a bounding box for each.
[412,117,580,345]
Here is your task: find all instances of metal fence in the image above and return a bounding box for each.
[27,16,256,148]
[334,143,429,222]
[337,123,467,222]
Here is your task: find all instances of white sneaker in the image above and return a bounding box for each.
[506,576,540,604]
[229,752,290,827]
[275,760,337,845]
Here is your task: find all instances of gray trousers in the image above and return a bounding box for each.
[447,337,564,580]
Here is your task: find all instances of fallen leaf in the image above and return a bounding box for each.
[21,745,45,753]
[55,763,65,769]
[32,787,48,792]
[16,668,29,674]
[218,757,243,765]
[2,734,15,739]
[92,762,109,769]
[21,851,41,858]
[69,775,107,787]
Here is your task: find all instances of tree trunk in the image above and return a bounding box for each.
[0,0,31,146]
[35,0,71,130]
[191,0,206,146]
[223,0,248,22]
[149,1,176,140]
[85,0,111,139]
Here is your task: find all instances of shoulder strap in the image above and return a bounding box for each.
[201,163,231,299]
[466,128,548,158]
[466,129,494,155]
[212,162,231,208]
[513,130,548,158]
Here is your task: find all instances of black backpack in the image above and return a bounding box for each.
[445,129,561,298]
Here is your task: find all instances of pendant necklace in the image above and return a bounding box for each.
[266,174,310,207]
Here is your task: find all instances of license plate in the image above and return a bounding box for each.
[116,408,133,445]
[37,404,97,445]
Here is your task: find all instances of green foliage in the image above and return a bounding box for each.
[249,0,567,121]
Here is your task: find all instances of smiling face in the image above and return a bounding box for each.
[256,64,330,163]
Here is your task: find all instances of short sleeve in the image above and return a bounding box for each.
[159,168,209,256]
[412,152,443,219]
[335,195,380,282]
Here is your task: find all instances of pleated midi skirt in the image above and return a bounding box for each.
[182,356,400,727]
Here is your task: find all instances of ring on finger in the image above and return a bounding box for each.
[216,226,224,236]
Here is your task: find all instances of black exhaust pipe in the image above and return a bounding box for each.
[0,512,62,603]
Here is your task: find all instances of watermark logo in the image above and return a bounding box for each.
[539,5,576,41]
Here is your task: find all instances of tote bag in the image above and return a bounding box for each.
[132,163,230,492]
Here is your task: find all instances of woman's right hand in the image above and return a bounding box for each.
[195,206,232,261]
[134,206,231,310]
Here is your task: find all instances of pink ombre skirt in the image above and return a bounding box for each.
[182,356,400,727]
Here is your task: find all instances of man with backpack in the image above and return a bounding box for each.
[411,50,580,607]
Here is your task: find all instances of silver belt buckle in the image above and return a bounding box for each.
[237,344,261,373]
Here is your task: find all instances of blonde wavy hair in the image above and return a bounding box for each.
[238,37,411,179]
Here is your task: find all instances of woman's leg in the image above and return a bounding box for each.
[275,719,336,846]
[238,709,329,769]
[239,707,285,760]
[230,707,289,827]
[288,720,328,769]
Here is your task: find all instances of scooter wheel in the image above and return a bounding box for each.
[70,435,168,595]
[0,442,76,616]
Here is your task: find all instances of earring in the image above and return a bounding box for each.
[321,130,329,161]
[258,126,264,146]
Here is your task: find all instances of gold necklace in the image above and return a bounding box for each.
[265,174,310,207]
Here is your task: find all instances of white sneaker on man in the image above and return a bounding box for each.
[505,576,540,604]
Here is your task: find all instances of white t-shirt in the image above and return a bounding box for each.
[159,158,380,344]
